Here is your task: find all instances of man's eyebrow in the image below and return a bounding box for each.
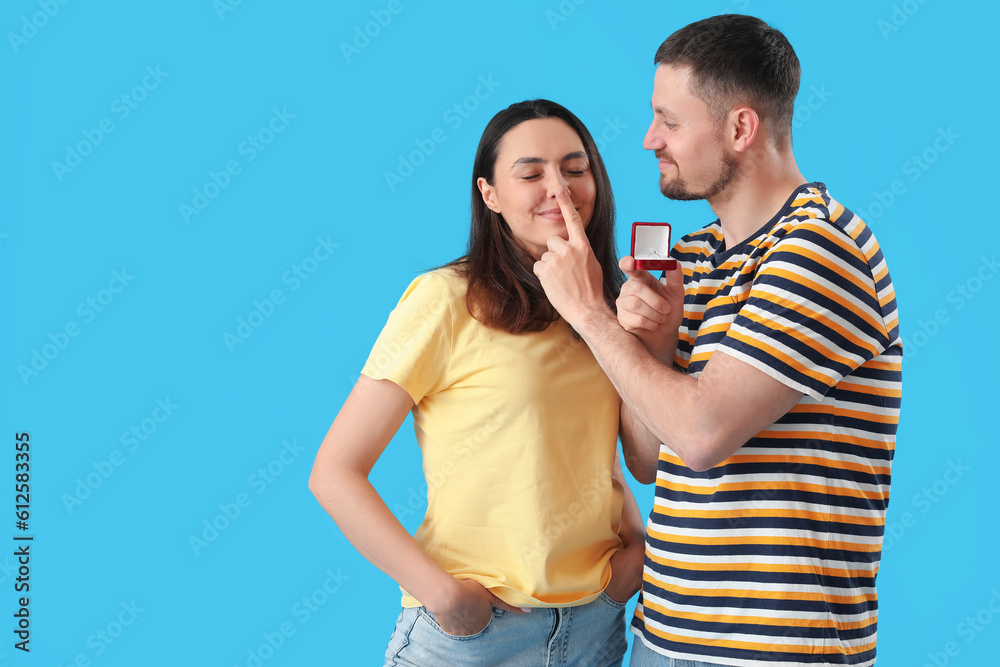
[510,151,588,168]
[652,103,679,118]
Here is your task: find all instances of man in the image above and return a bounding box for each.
[533,13,901,667]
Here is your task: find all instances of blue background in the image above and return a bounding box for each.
[1,1,998,665]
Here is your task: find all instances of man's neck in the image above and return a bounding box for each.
[708,147,807,250]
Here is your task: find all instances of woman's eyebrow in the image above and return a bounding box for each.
[510,151,588,168]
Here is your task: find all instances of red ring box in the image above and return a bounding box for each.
[631,222,677,271]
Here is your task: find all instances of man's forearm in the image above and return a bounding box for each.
[578,306,804,472]
[577,308,705,468]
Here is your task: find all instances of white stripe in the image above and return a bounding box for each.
[645,524,885,548]
[641,546,880,573]
[639,575,878,601]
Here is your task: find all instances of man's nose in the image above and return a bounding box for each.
[643,120,664,150]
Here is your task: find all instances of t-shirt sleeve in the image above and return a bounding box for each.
[718,220,891,401]
[361,272,455,404]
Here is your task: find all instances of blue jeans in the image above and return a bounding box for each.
[384,592,628,666]
[628,637,729,667]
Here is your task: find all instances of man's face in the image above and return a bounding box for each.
[642,65,737,201]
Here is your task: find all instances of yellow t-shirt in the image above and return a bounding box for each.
[362,268,624,609]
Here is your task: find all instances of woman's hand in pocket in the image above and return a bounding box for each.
[432,579,527,636]
[603,539,644,604]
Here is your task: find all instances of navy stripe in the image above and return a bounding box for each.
[643,610,877,642]
[640,580,879,619]
[660,458,891,488]
[644,538,883,565]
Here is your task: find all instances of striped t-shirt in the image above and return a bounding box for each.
[631,183,902,666]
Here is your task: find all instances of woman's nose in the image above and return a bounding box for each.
[545,171,570,195]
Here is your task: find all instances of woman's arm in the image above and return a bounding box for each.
[618,402,661,485]
[602,449,646,604]
[308,375,522,634]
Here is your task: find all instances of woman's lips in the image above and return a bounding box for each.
[538,207,568,220]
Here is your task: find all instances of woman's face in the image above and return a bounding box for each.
[477,117,596,260]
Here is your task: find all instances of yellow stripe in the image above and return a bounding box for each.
[661,505,886,527]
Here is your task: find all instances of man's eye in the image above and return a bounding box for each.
[521,174,541,180]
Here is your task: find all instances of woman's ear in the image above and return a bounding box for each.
[477,176,501,213]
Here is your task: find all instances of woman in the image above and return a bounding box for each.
[309,99,644,666]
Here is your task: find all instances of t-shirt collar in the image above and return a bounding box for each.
[709,181,826,267]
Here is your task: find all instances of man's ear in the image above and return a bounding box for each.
[477,176,501,213]
[727,106,759,153]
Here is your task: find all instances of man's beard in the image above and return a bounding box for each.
[658,151,738,201]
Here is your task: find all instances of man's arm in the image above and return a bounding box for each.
[582,313,801,471]
[535,190,802,472]
[614,256,680,484]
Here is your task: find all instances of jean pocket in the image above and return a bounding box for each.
[598,592,627,610]
[416,607,500,640]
